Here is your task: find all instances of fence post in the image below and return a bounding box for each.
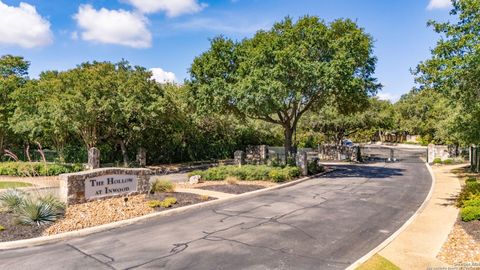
[296,151,308,176]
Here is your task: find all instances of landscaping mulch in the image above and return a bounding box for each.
[196,184,266,194]
[437,219,480,264]
[0,210,47,242]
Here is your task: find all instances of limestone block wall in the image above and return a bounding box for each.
[59,168,152,205]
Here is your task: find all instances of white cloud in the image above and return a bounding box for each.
[376,92,400,103]
[427,0,452,10]
[0,1,52,48]
[125,0,206,17]
[150,68,176,83]
[174,17,270,34]
[73,4,151,48]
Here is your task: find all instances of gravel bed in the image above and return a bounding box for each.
[0,192,216,241]
[0,210,47,242]
[437,219,480,264]
[196,184,266,194]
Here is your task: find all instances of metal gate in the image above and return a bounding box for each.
[359,146,427,163]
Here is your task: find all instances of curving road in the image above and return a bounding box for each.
[0,148,431,270]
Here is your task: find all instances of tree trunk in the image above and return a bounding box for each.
[24,142,31,162]
[284,127,293,163]
[118,140,129,167]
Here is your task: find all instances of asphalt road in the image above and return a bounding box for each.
[0,149,431,270]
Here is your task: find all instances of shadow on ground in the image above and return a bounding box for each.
[324,165,404,179]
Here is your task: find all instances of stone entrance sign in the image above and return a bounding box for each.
[85,174,138,199]
[60,168,152,205]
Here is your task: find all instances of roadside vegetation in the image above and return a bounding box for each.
[457,178,480,222]
[190,165,301,183]
[0,181,32,189]
[356,254,400,270]
[0,162,83,176]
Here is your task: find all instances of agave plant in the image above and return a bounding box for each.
[0,189,26,212]
[16,198,60,226]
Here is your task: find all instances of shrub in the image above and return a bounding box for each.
[457,181,480,207]
[443,159,454,165]
[147,200,162,208]
[466,178,477,183]
[0,225,4,231]
[151,179,175,193]
[463,199,480,207]
[161,197,177,208]
[226,176,238,185]
[0,189,26,211]
[0,162,83,176]
[433,158,442,164]
[148,197,177,208]
[16,197,62,226]
[191,165,302,182]
[308,159,325,175]
[199,195,210,201]
[461,206,480,222]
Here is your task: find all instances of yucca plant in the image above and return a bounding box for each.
[0,189,26,212]
[38,194,66,214]
[16,198,60,226]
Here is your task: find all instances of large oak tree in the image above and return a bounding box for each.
[189,16,380,158]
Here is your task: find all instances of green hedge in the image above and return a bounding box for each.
[190,165,300,183]
[0,162,84,176]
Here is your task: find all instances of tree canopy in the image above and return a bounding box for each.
[189,16,380,157]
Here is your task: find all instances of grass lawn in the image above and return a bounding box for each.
[0,181,33,189]
[356,254,400,270]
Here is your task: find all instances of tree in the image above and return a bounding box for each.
[0,55,29,155]
[395,89,452,144]
[415,0,480,144]
[189,16,380,159]
[300,97,396,145]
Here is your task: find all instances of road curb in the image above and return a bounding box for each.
[344,162,436,270]
[0,170,331,250]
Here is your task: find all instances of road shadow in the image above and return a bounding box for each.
[323,165,404,179]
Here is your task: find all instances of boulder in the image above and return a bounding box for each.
[189,175,201,184]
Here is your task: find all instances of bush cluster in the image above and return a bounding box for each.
[0,189,65,226]
[457,178,480,222]
[0,162,83,177]
[308,158,325,175]
[190,165,300,183]
[147,197,177,208]
[150,179,175,193]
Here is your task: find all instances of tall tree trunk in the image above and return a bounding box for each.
[24,142,31,162]
[118,140,129,167]
[284,127,293,164]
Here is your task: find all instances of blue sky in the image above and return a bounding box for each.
[0,0,453,102]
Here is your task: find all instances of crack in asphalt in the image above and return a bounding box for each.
[67,244,117,270]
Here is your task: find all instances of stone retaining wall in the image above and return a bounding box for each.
[59,168,152,205]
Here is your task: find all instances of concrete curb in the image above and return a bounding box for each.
[0,170,331,250]
[344,162,436,270]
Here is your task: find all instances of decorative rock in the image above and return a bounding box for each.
[88,147,100,169]
[189,175,201,184]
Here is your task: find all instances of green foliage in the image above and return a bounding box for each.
[0,225,4,231]
[308,159,325,175]
[461,206,480,222]
[443,159,454,165]
[433,158,442,164]
[148,197,177,208]
[189,16,379,156]
[415,0,480,145]
[457,181,480,207]
[191,165,300,182]
[0,189,26,211]
[150,179,175,193]
[0,162,83,176]
[16,197,62,226]
[466,178,477,183]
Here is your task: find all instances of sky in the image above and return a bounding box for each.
[0,0,454,102]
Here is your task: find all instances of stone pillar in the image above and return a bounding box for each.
[427,144,435,164]
[296,151,308,176]
[136,148,147,167]
[234,150,245,167]
[87,147,100,170]
[259,145,268,162]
